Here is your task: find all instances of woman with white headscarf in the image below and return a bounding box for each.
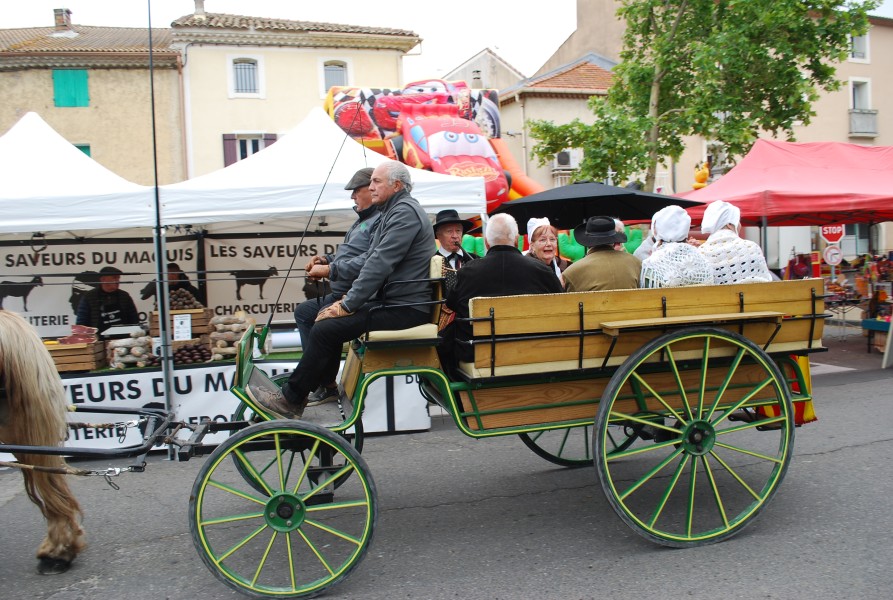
[525,217,572,285]
[640,206,714,288]
[697,200,773,285]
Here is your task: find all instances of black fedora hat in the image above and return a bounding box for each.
[573,216,627,247]
[432,209,473,234]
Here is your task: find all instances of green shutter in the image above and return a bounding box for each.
[53,70,89,107]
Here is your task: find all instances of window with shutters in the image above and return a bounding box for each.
[227,55,265,98]
[53,69,89,107]
[222,133,277,167]
[319,59,351,97]
[848,34,869,62]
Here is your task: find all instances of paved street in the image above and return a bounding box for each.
[1,328,891,600]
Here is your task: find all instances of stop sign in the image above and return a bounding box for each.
[820,224,845,244]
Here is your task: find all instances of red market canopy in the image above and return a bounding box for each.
[681,139,893,227]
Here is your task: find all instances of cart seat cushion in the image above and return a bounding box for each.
[366,323,438,342]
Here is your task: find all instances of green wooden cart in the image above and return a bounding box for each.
[188,276,826,598]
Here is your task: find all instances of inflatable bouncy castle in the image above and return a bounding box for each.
[325,79,544,213]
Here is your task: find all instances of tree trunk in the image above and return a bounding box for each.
[645,65,662,192]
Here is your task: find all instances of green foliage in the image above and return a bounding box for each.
[529,0,878,188]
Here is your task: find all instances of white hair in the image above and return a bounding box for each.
[381,160,413,192]
[486,213,519,247]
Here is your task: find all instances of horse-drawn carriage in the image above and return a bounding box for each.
[1,273,825,597]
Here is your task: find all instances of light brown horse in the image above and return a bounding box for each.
[0,309,86,574]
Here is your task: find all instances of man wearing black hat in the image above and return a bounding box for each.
[296,166,381,406]
[562,216,642,292]
[75,266,140,333]
[433,209,478,276]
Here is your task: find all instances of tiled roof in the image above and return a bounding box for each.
[527,60,614,91]
[499,54,616,101]
[0,25,173,53]
[171,12,417,38]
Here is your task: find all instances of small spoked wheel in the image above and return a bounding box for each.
[232,374,365,494]
[594,328,794,547]
[191,420,377,598]
[519,417,640,468]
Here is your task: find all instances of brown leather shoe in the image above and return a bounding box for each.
[246,384,303,420]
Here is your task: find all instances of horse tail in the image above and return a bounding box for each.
[20,455,87,561]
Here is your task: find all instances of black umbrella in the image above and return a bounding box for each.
[491,181,703,230]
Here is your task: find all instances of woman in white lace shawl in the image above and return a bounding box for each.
[640,206,714,288]
[697,200,773,285]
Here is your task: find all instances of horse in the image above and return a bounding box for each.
[0,309,86,574]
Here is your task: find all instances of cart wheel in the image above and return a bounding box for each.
[231,374,364,495]
[519,418,641,467]
[190,420,377,598]
[594,327,794,547]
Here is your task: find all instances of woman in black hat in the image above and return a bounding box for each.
[562,216,642,292]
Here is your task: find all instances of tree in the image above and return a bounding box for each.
[528,0,878,191]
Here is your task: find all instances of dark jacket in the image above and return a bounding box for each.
[76,288,140,332]
[446,245,564,363]
[326,205,381,296]
[341,189,436,314]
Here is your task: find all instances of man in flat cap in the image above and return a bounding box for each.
[296,166,380,406]
[562,216,642,292]
[75,265,140,334]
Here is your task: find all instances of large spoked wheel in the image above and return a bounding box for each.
[191,420,377,598]
[595,327,794,547]
[231,374,364,494]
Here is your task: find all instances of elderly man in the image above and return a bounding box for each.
[251,160,435,419]
[296,167,380,406]
[697,200,773,284]
[562,216,642,292]
[445,213,563,367]
[433,209,478,270]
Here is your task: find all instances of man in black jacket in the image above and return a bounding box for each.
[75,266,140,334]
[445,213,563,367]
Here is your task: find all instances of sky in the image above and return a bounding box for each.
[8,1,891,84]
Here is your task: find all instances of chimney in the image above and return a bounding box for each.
[54,8,72,31]
[194,0,206,18]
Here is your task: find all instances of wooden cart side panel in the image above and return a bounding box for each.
[461,363,776,430]
[470,279,823,337]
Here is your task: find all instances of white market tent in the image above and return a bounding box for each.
[0,112,155,235]
[160,107,487,233]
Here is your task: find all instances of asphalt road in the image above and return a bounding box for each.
[1,363,891,600]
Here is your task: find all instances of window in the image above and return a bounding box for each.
[232,59,258,93]
[74,144,91,157]
[53,69,89,107]
[324,61,348,90]
[851,79,871,110]
[319,58,351,96]
[227,55,265,98]
[842,224,870,257]
[222,133,277,167]
[849,34,869,62]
